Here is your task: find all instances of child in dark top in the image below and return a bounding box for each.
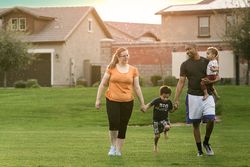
[143,85,173,152]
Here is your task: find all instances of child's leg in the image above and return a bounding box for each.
[154,134,160,152]
[153,122,160,152]
[203,89,209,100]
[163,124,171,139]
[201,79,209,100]
[212,86,220,99]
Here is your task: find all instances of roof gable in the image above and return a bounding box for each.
[156,0,249,14]
[105,21,161,42]
[0,6,55,20]
[0,6,112,42]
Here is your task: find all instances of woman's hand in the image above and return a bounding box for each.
[140,104,146,113]
[95,99,101,109]
[173,100,179,111]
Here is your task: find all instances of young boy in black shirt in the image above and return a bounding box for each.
[143,85,173,152]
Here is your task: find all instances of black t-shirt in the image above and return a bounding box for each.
[150,97,173,122]
[180,57,211,96]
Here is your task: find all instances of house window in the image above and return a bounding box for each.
[198,16,210,37]
[88,19,92,32]
[10,18,26,31]
[11,18,18,31]
[19,18,26,31]
[226,15,236,35]
[0,19,2,29]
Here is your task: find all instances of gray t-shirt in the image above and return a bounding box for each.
[180,57,210,96]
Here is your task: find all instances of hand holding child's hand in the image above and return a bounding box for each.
[173,100,179,111]
[140,104,146,113]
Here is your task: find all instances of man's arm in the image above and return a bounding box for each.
[173,76,186,111]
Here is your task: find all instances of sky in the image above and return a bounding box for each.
[0,0,201,24]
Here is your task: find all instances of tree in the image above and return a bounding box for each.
[225,6,250,85]
[0,30,32,87]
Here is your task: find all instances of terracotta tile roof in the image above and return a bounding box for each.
[105,21,161,42]
[0,6,112,42]
[156,0,249,14]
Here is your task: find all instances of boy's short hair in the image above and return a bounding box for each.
[160,85,171,95]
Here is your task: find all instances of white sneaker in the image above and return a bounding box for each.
[115,150,122,156]
[108,146,116,156]
[203,143,214,156]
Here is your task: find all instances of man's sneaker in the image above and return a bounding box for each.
[115,150,122,156]
[203,143,214,156]
[197,151,203,157]
[108,146,116,156]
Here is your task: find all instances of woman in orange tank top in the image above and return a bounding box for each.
[95,47,145,156]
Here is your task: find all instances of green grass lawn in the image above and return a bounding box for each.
[0,86,249,166]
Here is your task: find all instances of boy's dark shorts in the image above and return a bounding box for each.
[153,120,170,135]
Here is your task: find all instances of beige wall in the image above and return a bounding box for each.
[56,12,109,86]
[161,12,226,42]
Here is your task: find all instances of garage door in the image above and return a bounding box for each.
[0,53,51,87]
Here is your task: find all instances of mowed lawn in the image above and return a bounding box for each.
[0,86,249,167]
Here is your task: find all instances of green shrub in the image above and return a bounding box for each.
[150,75,162,86]
[14,80,27,88]
[76,78,87,87]
[163,76,178,86]
[219,78,233,85]
[26,79,40,88]
[139,76,145,87]
[92,81,100,87]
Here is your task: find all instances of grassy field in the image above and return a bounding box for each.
[0,86,249,167]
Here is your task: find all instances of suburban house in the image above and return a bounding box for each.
[0,6,112,87]
[156,0,249,83]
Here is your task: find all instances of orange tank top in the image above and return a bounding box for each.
[105,65,139,102]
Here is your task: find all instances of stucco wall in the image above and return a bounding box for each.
[60,11,110,86]
[161,12,226,42]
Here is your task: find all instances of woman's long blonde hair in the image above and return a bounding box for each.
[108,47,127,69]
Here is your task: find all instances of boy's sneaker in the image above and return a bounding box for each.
[115,150,122,156]
[203,143,214,156]
[108,146,116,156]
[197,151,203,157]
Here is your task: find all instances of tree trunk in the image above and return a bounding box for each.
[3,71,7,88]
[246,59,250,85]
[235,53,240,85]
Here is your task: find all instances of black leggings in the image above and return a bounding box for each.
[106,98,134,139]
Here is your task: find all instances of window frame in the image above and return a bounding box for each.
[198,16,210,38]
[10,18,19,31]
[19,18,27,31]
[10,17,27,31]
[88,18,92,32]
[226,14,237,35]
